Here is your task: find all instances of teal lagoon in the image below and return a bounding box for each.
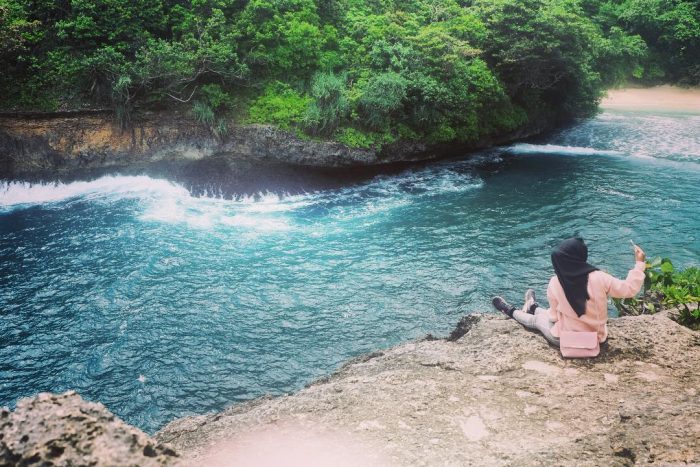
[1,109,698,433]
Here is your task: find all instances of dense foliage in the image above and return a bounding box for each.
[1,0,697,145]
[583,0,700,83]
[614,258,700,330]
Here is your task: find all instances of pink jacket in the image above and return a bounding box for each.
[548,261,646,342]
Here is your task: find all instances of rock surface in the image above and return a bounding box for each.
[156,311,700,466]
[2,312,696,466]
[0,392,179,466]
[0,111,547,177]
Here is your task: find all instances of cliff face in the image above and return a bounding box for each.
[0,112,547,178]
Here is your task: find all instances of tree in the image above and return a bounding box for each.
[304,72,349,135]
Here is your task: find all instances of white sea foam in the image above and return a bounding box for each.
[553,112,700,163]
[0,163,485,231]
[138,193,293,231]
[504,143,624,157]
[0,175,189,208]
[596,188,635,199]
[0,175,294,232]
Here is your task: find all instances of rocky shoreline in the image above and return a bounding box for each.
[2,310,698,466]
[0,392,178,466]
[0,111,550,178]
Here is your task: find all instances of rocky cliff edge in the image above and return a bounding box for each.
[0,112,546,177]
[2,311,698,466]
[156,311,700,466]
[0,392,179,466]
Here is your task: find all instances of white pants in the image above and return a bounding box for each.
[513,307,560,347]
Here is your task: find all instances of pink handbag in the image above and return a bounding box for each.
[559,330,600,358]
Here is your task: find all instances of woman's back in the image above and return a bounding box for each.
[547,261,646,342]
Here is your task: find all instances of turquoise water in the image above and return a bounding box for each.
[1,109,699,433]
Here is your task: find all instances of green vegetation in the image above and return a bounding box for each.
[1,0,697,145]
[614,258,700,330]
[246,82,311,130]
[583,0,700,84]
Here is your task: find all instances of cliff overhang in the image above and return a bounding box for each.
[0,111,550,178]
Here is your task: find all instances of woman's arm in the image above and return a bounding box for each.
[607,245,647,299]
[606,261,646,298]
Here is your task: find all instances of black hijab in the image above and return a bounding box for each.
[551,237,598,317]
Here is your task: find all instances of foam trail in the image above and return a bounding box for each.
[139,198,292,232]
[505,143,624,157]
[0,164,486,231]
[0,176,189,209]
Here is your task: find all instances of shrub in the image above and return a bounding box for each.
[192,100,215,126]
[426,123,457,144]
[335,127,394,149]
[356,72,408,131]
[304,72,349,136]
[613,258,700,330]
[246,82,311,129]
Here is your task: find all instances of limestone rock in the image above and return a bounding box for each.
[0,392,179,466]
[3,311,696,466]
[157,311,700,466]
[0,111,548,177]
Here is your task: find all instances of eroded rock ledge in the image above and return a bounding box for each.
[2,312,698,466]
[157,311,700,466]
[0,392,178,466]
[0,112,547,177]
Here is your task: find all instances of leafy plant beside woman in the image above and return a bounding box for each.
[613,257,700,330]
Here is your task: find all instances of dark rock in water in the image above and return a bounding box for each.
[446,313,481,341]
[0,392,179,466]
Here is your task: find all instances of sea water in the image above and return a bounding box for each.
[1,109,698,433]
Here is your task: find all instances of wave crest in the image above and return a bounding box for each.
[0,176,189,209]
[504,143,624,157]
[1,168,484,231]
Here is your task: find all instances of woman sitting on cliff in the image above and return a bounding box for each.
[492,237,646,349]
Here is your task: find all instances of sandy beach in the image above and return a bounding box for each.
[601,85,700,113]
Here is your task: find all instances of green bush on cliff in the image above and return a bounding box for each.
[335,127,395,149]
[304,72,350,136]
[355,72,408,131]
[614,258,700,330]
[245,82,311,130]
[6,0,694,143]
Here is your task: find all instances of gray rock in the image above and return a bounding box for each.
[5,312,693,466]
[0,391,179,466]
[157,311,700,466]
[0,111,549,177]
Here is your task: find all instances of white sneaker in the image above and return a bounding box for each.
[523,289,538,314]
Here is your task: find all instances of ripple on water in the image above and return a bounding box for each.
[0,111,699,433]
